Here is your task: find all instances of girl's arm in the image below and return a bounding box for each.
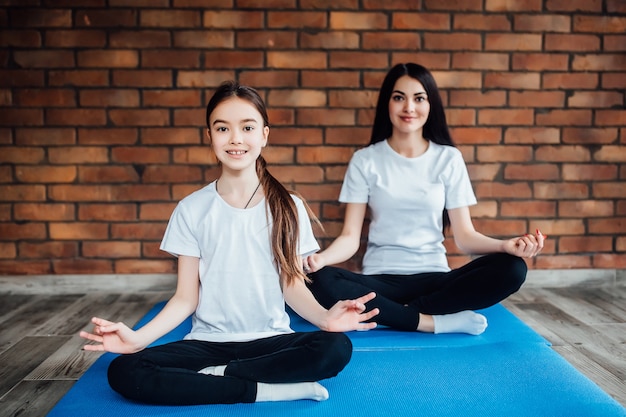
[304,202,367,272]
[448,206,544,258]
[283,272,379,332]
[80,255,200,353]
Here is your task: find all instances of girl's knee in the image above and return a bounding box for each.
[107,353,145,398]
[314,332,353,377]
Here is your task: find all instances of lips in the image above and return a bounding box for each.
[226,150,247,155]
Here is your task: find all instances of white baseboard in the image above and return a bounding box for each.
[0,269,623,294]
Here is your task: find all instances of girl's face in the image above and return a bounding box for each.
[207,97,269,173]
[388,75,430,136]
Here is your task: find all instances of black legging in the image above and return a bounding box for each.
[107,331,351,405]
[307,253,527,331]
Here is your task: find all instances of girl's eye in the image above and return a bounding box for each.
[243,126,254,132]
[215,126,227,132]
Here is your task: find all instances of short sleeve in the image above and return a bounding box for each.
[294,197,320,258]
[160,202,201,258]
[338,151,369,204]
[444,150,477,210]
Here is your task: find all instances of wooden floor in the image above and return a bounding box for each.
[0,285,624,416]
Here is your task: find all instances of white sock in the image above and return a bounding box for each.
[256,382,329,402]
[197,364,226,376]
[432,311,488,335]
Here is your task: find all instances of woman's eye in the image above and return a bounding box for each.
[243,126,254,132]
[392,95,404,101]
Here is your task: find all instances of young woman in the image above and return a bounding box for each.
[304,63,544,336]
[80,81,379,405]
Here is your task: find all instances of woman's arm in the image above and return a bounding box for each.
[304,202,367,272]
[448,206,544,258]
[283,271,378,332]
[80,255,200,353]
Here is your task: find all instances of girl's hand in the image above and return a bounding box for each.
[324,292,379,332]
[79,317,145,354]
[503,229,546,258]
[303,253,325,274]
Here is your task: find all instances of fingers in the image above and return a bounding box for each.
[515,229,547,258]
[354,291,376,304]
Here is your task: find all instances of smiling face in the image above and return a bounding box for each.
[207,96,269,174]
[388,75,431,137]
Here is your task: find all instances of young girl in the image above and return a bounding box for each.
[80,81,378,405]
[305,63,545,336]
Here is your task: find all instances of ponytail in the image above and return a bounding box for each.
[256,156,320,287]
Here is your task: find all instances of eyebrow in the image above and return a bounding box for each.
[392,89,427,96]
[212,118,259,125]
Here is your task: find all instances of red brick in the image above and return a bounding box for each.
[510,91,565,108]
[546,0,602,12]
[569,91,623,108]
[472,219,528,237]
[512,53,569,71]
[424,33,482,51]
[501,201,556,217]
[140,9,200,27]
[543,73,598,89]
[603,73,626,89]
[0,147,45,164]
[535,145,590,162]
[452,53,509,70]
[534,255,591,269]
[593,183,626,199]
[110,30,171,48]
[75,9,136,27]
[177,70,235,88]
[453,14,511,30]
[48,146,108,164]
[589,218,626,234]
[515,14,571,32]
[473,182,532,199]
[536,110,592,127]
[78,166,139,183]
[596,110,626,126]
[142,165,202,183]
[111,223,167,239]
[175,30,234,48]
[78,203,137,221]
[0,70,44,87]
[45,29,107,47]
[14,203,75,221]
[269,127,323,145]
[329,52,389,69]
[504,164,560,181]
[82,241,141,258]
[9,9,72,27]
[329,11,385,29]
[52,259,113,274]
[0,260,52,275]
[296,109,355,126]
[432,71,482,88]
[448,128,502,145]
[114,259,175,274]
[18,241,78,259]
[562,128,618,145]
[139,202,177,220]
[574,15,626,33]
[142,50,201,69]
[49,222,108,240]
[15,128,76,146]
[49,70,109,87]
[559,200,614,218]
[533,182,589,200]
[113,70,173,88]
[203,11,264,29]
[445,109,475,126]
[573,54,626,71]
[77,50,138,68]
[0,222,47,239]
[593,254,626,269]
[302,32,360,49]
[504,127,560,144]
[392,12,450,30]
[302,0,358,8]
[109,109,170,127]
[79,89,140,107]
[545,34,601,52]
[0,30,42,47]
[78,128,138,145]
[12,50,74,69]
[46,109,107,126]
[173,147,217,165]
[173,109,206,127]
[486,0,542,11]
[0,185,46,201]
[466,164,500,181]
[111,147,170,163]
[267,51,327,69]
[16,165,77,183]
[271,165,325,184]
[478,145,533,162]
[269,11,327,28]
[562,164,617,181]
[478,109,534,126]
[240,71,299,87]
[142,241,171,258]
[140,128,202,145]
[0,242,17,259]
[0,109,44,126]
[485,33,542,51]
[605,35,626,52]
[301,71,360,88]
[325,127,371,145]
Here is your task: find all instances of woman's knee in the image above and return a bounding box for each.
[499,253,527,292]
[107,353,145,399]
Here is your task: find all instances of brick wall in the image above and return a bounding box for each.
[0,0,625,276]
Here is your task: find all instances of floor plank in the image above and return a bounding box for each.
[0,380,75,417]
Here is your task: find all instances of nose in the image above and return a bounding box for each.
[404,99,416,113]
[229,131,243,144]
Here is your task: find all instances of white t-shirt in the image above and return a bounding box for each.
[339,140,477,275]
[160,181,320,342]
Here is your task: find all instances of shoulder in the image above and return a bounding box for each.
[351,141,386,164]
[175,183,216,214]
[430,142,465,163]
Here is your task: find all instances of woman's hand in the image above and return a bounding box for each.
[80,317,145,354]
[323,292,379,332]
[503,229,546,258]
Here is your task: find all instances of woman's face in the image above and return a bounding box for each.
[388,75,430,136]
[207,97,269,173]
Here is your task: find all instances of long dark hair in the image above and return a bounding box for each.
[370,63,455,231]
[370,63,455,147]
[206,81,318,286]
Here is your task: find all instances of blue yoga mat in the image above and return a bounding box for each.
[48,303,626,417]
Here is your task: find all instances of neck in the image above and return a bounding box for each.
[387,134,429,158]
